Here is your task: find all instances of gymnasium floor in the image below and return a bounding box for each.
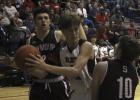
[0,86,29,100]
[135,82,140,100]
[0,83,140,100]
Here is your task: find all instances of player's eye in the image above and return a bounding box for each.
[38,16,48,20]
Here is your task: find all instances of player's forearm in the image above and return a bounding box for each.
[44,64,80,78]
[79,24,87,40]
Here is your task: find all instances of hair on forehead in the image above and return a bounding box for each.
[59,14,81,30]
[33,8,50,18]
[119,35,140,61]
[119,35,139,47]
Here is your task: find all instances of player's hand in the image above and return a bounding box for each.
[25,54,46,70]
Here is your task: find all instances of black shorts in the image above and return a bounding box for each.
[138,67,140,76]
[29,80,71,100]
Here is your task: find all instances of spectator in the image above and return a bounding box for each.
[83,25,96,41]
[22,0,35,11]
[110,10,124,25]
[23,12,35,32]
[88,1,98,23]
[4,1,17,19]
[96,24,108,41]
[76,2,88,18]
[0,3,10,26]
[95,8,108,26]
[127,20,136,38]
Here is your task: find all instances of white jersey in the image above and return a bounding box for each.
[60,44,91,88]
[60,44,91,100]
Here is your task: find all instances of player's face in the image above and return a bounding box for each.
[62,25,80,44]
[35,13,51,31]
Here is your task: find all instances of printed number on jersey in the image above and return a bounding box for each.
[117,77,132,99]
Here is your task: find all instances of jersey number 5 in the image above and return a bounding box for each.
[117,77,132,99]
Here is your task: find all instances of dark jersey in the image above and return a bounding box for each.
[30,29,61,78]
[98,60,139,100]
[0,27,8,54]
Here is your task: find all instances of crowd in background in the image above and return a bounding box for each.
[0,0,140,86]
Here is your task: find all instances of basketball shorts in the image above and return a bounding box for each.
[29,77,71,100]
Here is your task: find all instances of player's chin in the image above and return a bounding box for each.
[41,26,48,31]
[73,38,79,44]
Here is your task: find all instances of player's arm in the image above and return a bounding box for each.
[79,24,87,40]
[25,41,93,78]
[91,61,108,100]
[55,30,65,43]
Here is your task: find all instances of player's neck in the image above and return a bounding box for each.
[66,41,79,51]
[35,29,50,40]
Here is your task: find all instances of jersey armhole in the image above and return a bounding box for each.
[54,30,63,43]
[26,36,31,44]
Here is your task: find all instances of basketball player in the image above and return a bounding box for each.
[25,14,94,100]
[25,8,87,100]
[91,36,140,100]
[58,14,94,100]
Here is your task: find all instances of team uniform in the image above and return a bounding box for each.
[28,29,71,100]
[98,59,139,100]
[60,39,94,100]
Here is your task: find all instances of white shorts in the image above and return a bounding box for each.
[70,79,91,100]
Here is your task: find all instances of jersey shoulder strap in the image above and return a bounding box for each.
[79,39,86,47]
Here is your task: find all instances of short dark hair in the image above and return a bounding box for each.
[33,8,50,18]
[119,35,140,61]
[59,14,81,30]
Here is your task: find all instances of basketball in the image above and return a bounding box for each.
[14,45,40,69]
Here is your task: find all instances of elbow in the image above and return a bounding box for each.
[67,68,81,78]
[73,68,81,76]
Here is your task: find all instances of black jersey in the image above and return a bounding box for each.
[98,60,139,100]
[30,29,61,78]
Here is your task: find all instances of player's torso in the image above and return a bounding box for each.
[60,40,92,88]
[60,39,88,67]
[30,29,61,78]
[99,60,139,100]
[60,44,79,67]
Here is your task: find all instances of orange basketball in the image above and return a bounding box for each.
[15,45,40,69]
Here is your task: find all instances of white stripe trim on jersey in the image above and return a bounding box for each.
[62,80,70,98]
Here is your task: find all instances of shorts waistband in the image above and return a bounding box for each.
[34,76,64,83]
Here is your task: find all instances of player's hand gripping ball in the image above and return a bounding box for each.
[15,45,47,79]
[15,45,40,68]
